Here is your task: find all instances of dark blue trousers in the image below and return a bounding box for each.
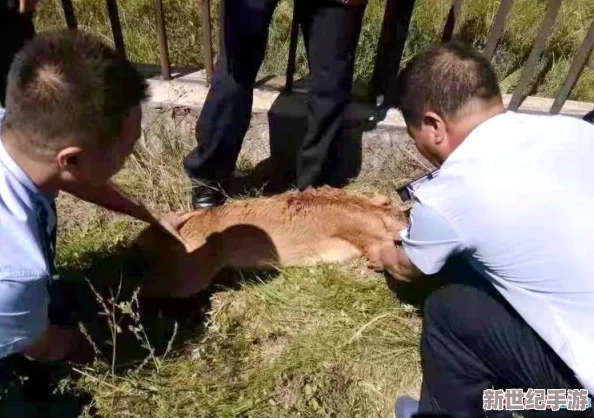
[183,0,366,190]
[416,259,593,418]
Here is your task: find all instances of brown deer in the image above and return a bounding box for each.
[135,186,407,298]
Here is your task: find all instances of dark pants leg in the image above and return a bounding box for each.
[183,0,279,186]
[584,108,594,124]
[417,260,591,418]
[0,8,35,106]
[295,0,365,190]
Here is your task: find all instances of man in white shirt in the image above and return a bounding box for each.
[370,41,594,418]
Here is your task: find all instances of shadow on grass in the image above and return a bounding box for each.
[0,353,99,418]
[381,254,473,315]
[0,241,283,417]
[383,272,448,315]
[382,255,495,317]
[55,243,282,372]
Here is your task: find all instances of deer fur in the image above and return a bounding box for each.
[135,186,407,298]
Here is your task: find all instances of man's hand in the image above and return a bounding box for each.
[368,241,422,283]
[155,211,195,251]
[19,0,40,13]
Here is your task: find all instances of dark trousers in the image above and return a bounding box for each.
[417,259,593,418]
[183,0,365,190]
[0,7,35,106]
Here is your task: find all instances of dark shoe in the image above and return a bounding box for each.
[190,179,227,209]
[394,395,420,418]
[584,109,594,124]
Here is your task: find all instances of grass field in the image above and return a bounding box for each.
[34,0,594,102]
[25,1,593,417]
[50,124,428,418]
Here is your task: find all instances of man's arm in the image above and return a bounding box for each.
[62,180,156,224]
[62,180,194,248]
[372,201,464,282]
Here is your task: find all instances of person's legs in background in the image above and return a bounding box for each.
[295,0,365,191]
[583,108,594,124]
[0,5,35,106]
[183,0,280,208]
[395,258,592,418]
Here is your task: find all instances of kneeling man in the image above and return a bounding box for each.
[375,41,594,418]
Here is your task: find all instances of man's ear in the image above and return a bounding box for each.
[421,111,447,146]
[56,146,83,174]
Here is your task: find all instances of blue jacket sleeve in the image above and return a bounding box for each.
[0,273,48,358]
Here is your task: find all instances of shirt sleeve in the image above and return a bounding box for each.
[399,201,465,275]
[0,274,48,358]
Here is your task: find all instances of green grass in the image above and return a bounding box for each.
[45,118,429,417]
[34,0,594,102]
[23,1,594,415]
[71,265,422,417]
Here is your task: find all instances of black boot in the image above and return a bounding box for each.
[584,108,594,124]
[190,179,227,209]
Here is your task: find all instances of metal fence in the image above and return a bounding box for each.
[57,0,594,114]
[59,0,217,84]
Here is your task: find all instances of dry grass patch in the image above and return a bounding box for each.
[50,125,430,417]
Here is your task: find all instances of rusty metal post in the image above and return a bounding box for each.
[154,0,171,80]
[441,0,463,43]
[482,0,514,61]
[508,0,562,111]
[199,0,214,85]
[550,16,594,114]
[105,0,127,59]
[60,0,78,30]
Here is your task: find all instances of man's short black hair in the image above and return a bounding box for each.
[397,40,501,126]
[3,29,148,153]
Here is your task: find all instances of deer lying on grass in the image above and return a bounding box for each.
[136,186,407,298]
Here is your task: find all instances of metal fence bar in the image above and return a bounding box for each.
[549,16,594,114]
[218,0,226,59]
[370,0,416,106]
[105,0,127,59]
[60,0,78,30]
[441,0,463,42]
[482,0,514,61]
[508,0,562,111]
[285,4,300,93]
[154,0,171,80]
[200,0,214,85]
